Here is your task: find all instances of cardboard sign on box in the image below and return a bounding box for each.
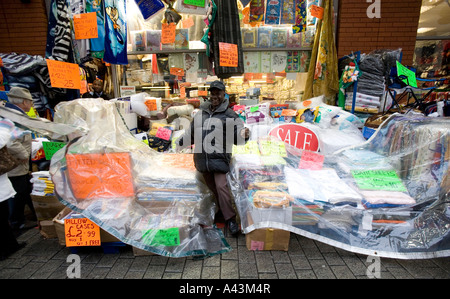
[53,207,120,246]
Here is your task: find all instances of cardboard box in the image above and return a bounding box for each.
[245,228,290,251]
[53,207,120,246]
[245,212,290,251]
[31,195,66,221]
[39,220,58,239]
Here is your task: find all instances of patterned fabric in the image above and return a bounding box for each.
[210,0,244,79]
[303,0,339,104]
[103,0,128,65]
[46,0,74,63]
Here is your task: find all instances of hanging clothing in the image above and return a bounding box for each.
[210,0,244,79]
[86,0,106,59]
[303,0,339,104]
[45,0,75,63]
[103,0,128,65]
[68,0,90,64]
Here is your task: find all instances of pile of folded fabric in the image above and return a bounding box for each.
[30,171,55,196]
[292,200,324,226]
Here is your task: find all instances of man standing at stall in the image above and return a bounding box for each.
[178,80,249,236]
[4,87,36,232]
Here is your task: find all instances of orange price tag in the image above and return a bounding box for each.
[310,5,324,20]
[64,218,101,247]
[182,17,195,29]
[253,73,263,79]
[161,23,176,44]
[219,42,238,67]
[266,73,275,83]
[73,12,98,40]
[170,67,185,77]
[46,59,82,90]
[65,153,135,200]
[198,90,208,96]
[145,99,157,111]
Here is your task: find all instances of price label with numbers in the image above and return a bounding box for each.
[46,59,82,90]
[219,42,238,67]
[73,12,98,40]
[64,218,101,247]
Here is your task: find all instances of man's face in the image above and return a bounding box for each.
[20,99,33,113]
[92,80,103,93]
[209,88,224,109]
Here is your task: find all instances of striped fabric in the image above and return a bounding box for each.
[210,0,244,79]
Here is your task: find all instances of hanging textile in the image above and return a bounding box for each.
[104,0,128,65]
[45,0,75,63]
[210,0,244,79]
[86,0,106,59]
[292,0,307,33]
[303,0,338,104]
[69,0,90,64]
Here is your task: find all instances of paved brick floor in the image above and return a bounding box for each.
[1,226,449,280]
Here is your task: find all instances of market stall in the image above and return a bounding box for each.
[1,0,449,260]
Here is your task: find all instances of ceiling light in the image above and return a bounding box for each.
[417,27,436,33]
[420,5,434,13]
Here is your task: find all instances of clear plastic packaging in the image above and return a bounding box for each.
[229,113,450,259]
[50,99,231,257]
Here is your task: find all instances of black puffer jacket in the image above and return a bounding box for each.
[179,98,247,173]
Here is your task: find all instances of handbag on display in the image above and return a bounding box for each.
[0,146,20,175]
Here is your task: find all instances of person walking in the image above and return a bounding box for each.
[0,117,27,260]
[4,87,36,232]
[178,80,249,236]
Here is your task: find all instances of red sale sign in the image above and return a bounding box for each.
[268,124,320,153]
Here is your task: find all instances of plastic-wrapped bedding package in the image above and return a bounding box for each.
[228,113,450,259]
[50,99,231,258]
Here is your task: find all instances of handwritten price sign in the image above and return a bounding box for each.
[161,23,176,44]
[65,153,135,199]
[310,5,324,20]
[73,12,98,40]
[46,59,82,90]
[219,42,238,67]
[352,170,407,192]
[42,141,66,160]
[64,218,101,247]
[298,150,324,170]
[156,126,172,141]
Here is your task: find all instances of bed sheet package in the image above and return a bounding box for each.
[50,99,231,257]
[229,113,450,259]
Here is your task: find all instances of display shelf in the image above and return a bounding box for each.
[242,47,312,52]
[127,48,207,55]
[127,47,312,56]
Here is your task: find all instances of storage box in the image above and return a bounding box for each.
[245,212,290,251]
[53,207,120,246]
[248,206,292,225]
[31,195,66,221]
[39,220,58,239]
